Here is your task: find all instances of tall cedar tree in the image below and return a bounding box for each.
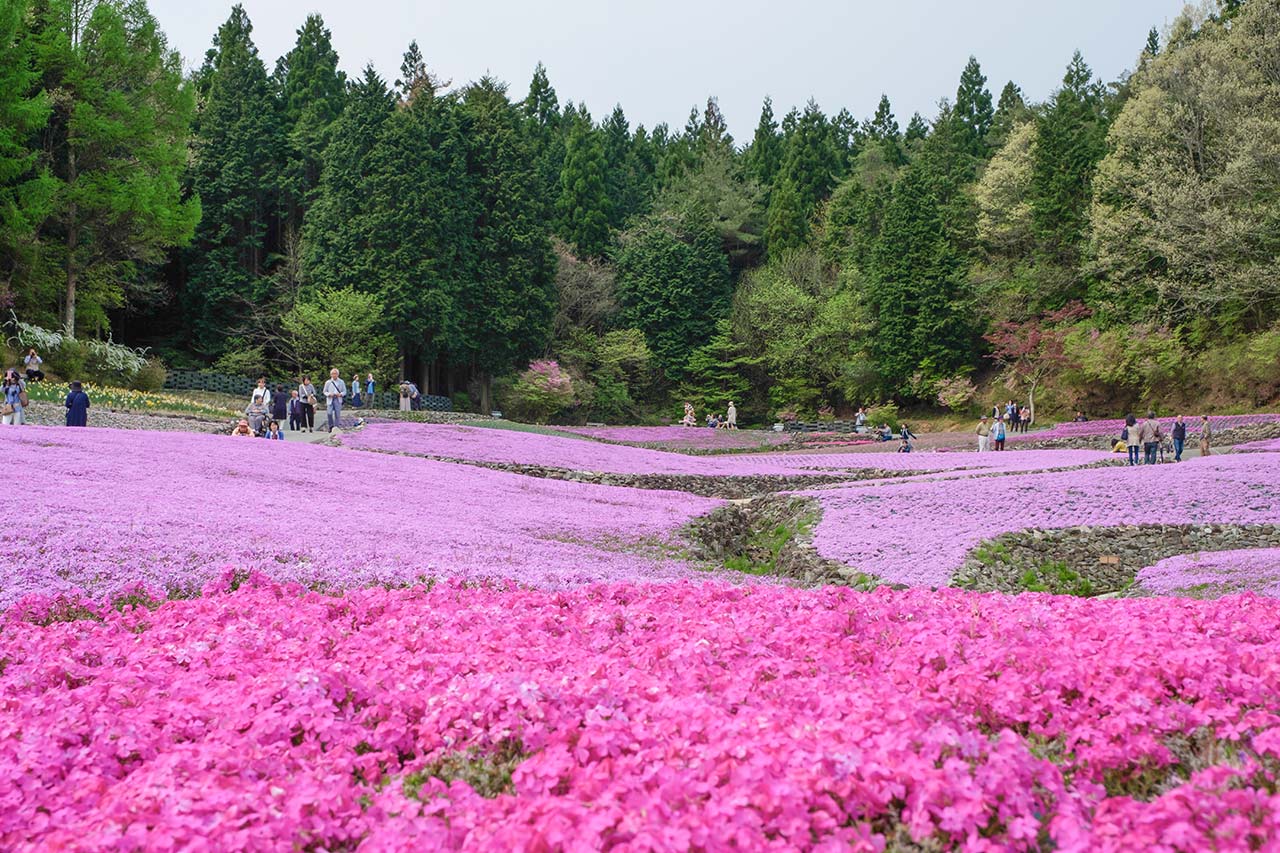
[185,4,284,354]
[360,84,473,377]
[744,97,782,189]
[831,107,861,176]
[520,62,563,214]
[33,0,197,336]
[0,0,54,305]
[1030,51,1108,268]
[275,14,345,232]
[556,114,611,257]
[601,105,647,228]
[766,100,836,251]
[866,163,970,398]
[616,206,731,382]
[953,56,994,159]
[987,81,1028,150]
[456,77,557,402]
[303,65,395,296]
[864,95,905,166]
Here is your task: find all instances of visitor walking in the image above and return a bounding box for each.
[900,422,917,443]
[64,381,90,427]
[23,348,44,382]
[976,416,991,452]
[992,416,1007,451]
[298,376,317,432]
[1199,416,1212,457]
[350,373,363,408]
[1171,415,1187,462]
[271,384,288,423]
[366,373,376,405]
[398,381,412,412]
[323,369,346,430]
[2,370,26,425]
[1140,411,1162,465]
[1009,404,1021,434]
[1124,414,1140,466]
[1019,406,1031,432]
[726,401,737,429]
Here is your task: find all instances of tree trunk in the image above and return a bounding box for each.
[63,149,78,336]
[1027,381,1037,426]
[478,371,492,415]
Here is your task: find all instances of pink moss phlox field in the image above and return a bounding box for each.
[1232,438,1280,453]
[557,425,794,451]
[1137,548,1280,596]
[3,580,1279,851]
[1010,414,1280,443]
[0,427,718,607]
[804,453,1280,586]
[348,422,1113,477]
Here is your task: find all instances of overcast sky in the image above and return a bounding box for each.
[150,0,1186,139]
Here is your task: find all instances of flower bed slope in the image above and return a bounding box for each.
[1137,547,1280,596]
[2,580,1278,850]
[804,452,1280,587]
[0,427,718,607]
[1011,414,1280,445]
[557,425,795,452]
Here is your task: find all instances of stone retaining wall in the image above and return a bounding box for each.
[954,523,1280,595]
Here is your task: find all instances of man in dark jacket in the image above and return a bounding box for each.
[1171,415,1187,462]
[65,381,90,427]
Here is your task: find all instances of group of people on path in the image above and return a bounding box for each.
[1116,412,1209,464]
[974,400,1032,451]
[681,401,737,429]
[240,369,371,438]
[0,347,90,427]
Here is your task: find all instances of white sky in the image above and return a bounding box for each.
[149,0,1186,138]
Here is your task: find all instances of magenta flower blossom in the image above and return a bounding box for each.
[2,580,1278,850]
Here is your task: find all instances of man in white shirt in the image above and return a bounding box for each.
[323,368,347,430]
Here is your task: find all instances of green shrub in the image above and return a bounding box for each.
[863,402,900,431]
[128,358,168,392]
[451,391,475,414]
[502,360,577,424]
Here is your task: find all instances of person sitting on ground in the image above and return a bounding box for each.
[23,348,44,382]
[64,380,90,427]
[231,419,253,437]
[1073,411,1088,422]
[264,420,285,441]
[897,436,911,453]
[878,423,894,442]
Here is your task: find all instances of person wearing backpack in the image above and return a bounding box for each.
[65,381,90,427]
